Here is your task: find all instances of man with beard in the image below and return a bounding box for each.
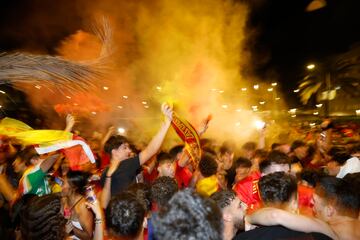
[211,190,247,240]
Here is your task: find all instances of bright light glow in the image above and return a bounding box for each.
[271,82,277,86]
[91,111,97,115]
[0,105,2,108]
[118,127,126,134]
[316,104,323,108]
[35,85,41,89]
[307,64,315,70]
[117,105,123,109]
[142,101,147,105]
[235,122,241,127]
[219,90,224,93]
[259,101,265,105]
[313,112,319,115]
[291,115,296,118]
[289,108,297,114]
[356,110,360,115]
[252,105,258,109]
[254,120,265,130]
[294,89,300,93]
[221,104,228,109]
[210,88,218,92]
[253,108,258,112]
[103,86,109,90]
[335,86,341,90]
[0,90,5,94]
[241,88,247,91]
[267,88,273,92]
[144,105,149,109]
[66,96,71,99]
[275,97,280,100]
[73,103,78,106]
[123,95,128,99]
[236,108,242,112]
[156,86,162,91]
[310,123,316,127]
[253,84,259,90]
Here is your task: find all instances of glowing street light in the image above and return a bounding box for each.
[254,120,265,130]
[307,64,315,70]
[123,95,128,99]
[259,101,265,105]
[313,112,319,115]
[103,86,109,90]
[275,97,280,101]
[289,108,297,114]
[267,88,273,92]
[294,89,300,93]
[241,88,247,91]
[117,105,123,109]
[356,110,360,116]
[253,84,259,90]
[271,82,277,86]
[142,101,147,105]
[117,127,126,134]
[156,86,162,91]
[316,104,323,108]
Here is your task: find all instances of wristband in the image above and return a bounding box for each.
[94,218,103,224]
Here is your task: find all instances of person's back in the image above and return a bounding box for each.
[236,172,334,240]
[234,225,332,240]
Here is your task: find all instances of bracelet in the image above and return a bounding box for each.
[94,218,103,224]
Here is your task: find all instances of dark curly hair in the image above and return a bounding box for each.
[210,189,237,210]
[259,172,297,205]
[127,182,151,213]
[20,194,66,240]
[150,176,178,207]
[198,153,218,178]
[106,192,145,239]
[153,189,223,240]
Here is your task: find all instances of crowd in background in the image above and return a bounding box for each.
[0,104,359,240]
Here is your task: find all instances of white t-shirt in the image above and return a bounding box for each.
[336,157,360,178]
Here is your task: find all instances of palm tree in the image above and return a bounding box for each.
[298,45,360,116]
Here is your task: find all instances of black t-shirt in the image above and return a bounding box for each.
[233,226,333,240]
[100,155,141,196]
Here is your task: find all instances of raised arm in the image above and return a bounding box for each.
[246,208,338,240]
[64,114,75,132]
[40,153,61,173]
[139,103,173,165]
[100,126,115,151]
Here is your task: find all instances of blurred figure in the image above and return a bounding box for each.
[211,190,247,240]
[153,189,223,240]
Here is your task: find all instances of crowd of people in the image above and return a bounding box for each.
[0,103,359,240]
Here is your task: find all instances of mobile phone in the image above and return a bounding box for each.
[86,185,96,203]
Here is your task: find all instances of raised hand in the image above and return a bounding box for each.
[161,103,173,123]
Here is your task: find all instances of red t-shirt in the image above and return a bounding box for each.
[175,161,192,189]
[298,184,314,216]
[233,171,262,213]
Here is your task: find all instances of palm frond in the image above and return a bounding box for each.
[0,17,113,92]
[299,82,322,104]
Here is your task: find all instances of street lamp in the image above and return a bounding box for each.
[307,64,315,70]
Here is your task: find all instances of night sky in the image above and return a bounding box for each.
[0,0,359,108]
